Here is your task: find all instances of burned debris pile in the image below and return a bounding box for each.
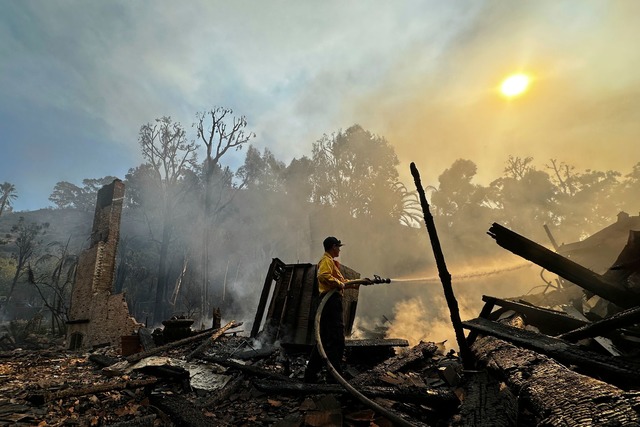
[459,216,640,425]
[2,177,640,426]
[0,321,466,426]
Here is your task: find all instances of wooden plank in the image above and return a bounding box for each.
[557,305,640,341]
[482,295,588,335]
[264,266,292,334]
[250,258,282,338]
[466,297,496,347]
[280,264,310,341]
[562,305,620,356]
[294,264,317,345]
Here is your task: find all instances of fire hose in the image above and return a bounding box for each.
[313,277,417,427]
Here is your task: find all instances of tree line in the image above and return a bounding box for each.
[2,106,639,336]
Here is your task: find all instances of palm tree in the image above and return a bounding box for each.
[0,182,18,216]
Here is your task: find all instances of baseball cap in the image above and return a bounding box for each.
[323,236,344,250]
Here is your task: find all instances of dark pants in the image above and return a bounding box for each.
[305,292,345,381]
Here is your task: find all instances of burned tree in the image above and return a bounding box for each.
[195,107,254,321]
[132,117,199,325]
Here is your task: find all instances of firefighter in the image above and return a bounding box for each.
[304,236,359,383]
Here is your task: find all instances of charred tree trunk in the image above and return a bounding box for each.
[351,341,439,386]
[153,216,172,325]
[454,371,518,427]
[471,335,640,425]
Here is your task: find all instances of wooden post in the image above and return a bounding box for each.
[410,162,474,370]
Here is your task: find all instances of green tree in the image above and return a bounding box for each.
[428,159,495,255]
[619,162,640,215]
[310,124,403,222]
[431,159,490,221]
[282,156,314,202]
[490,167,557,239]
[49,176,119,210]
[0,182,18,217]
[237,145,285,192]
[546,159,623,237]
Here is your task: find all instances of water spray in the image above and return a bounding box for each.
[387,262,533,284]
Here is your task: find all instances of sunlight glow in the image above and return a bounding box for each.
[500,74,530,97]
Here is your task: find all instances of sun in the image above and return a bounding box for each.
[500,74,530,97]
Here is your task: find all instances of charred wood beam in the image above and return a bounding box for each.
[465,298,497,347]
[456,370,517,427]
[253,379,460,410]
[228,345,276,361]
[134,364,190,392]
[200,355,293,382]
[125,321,240,364]
[149,394,213,427]
[471,335,640,425]
[251,258,282,338]
[125,327,215,363]
[186,321,242,361]
[351,341,439,387]
[89,353,121,368]
[104,414,157,427]
[26,378,158,405]
[199,373,245,408]
[463,317,640,388]
[557,305,640,342]
[480,295,588,335]
[488,223,639,309]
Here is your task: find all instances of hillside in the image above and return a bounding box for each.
[0,208,93,260]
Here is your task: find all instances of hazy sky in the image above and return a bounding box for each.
[2,1,639,211]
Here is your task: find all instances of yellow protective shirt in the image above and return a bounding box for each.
[317,252,346,294]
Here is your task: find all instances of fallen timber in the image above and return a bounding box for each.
[557,305,640,342]
[474,296,587,337]
[199,355,293,382]
[149,394,213,427]
[26,377,158,405]
[186,320,243,360]
[350,340,439,386]
[463,316,640,388]
[455,370,518,427]
[125,320,241,364]
[253,379,460,410]
[488,223,640,309]
[470,333,640,426]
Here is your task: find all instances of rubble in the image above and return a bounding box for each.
[458,219,640,424]
[0,327,466,426]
